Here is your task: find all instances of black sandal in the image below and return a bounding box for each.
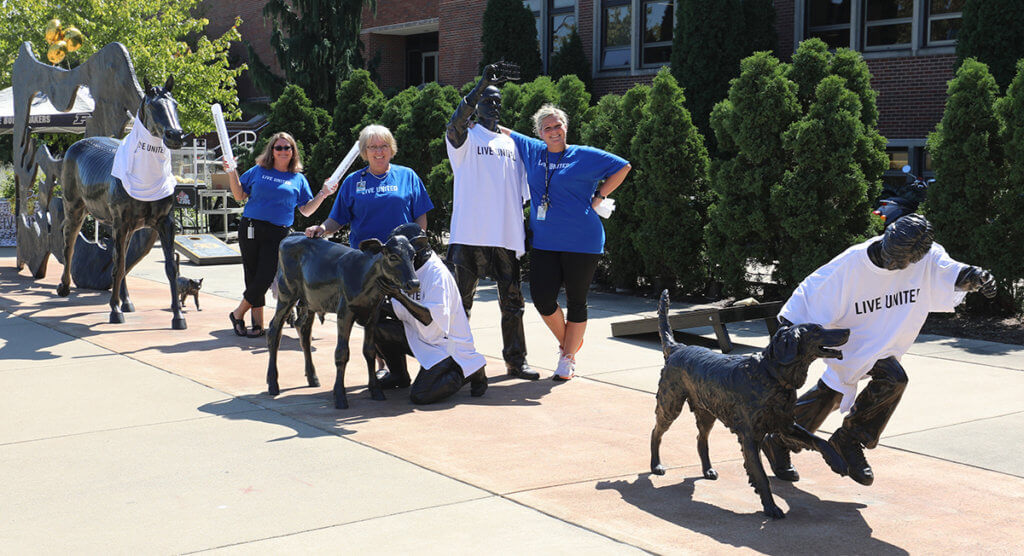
[247,325,265,338]
[229,312,247,336]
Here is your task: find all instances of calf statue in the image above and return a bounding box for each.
[267,229,432,409]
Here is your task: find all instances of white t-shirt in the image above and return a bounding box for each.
[780,237,968,412]
[391,252,487,377]
[111,114,176,201]
[446,124,530,258]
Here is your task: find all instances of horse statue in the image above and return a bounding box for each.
[57,76,187,329]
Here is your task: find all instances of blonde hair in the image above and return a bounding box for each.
[256,132,303,173]
[531,104,569,137]
[358,124,398,161]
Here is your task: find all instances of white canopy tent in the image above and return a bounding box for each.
[0,85,95,135]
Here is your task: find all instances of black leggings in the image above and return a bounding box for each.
[529,248,601,323]
[238,217,290,308]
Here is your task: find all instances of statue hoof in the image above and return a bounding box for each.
[109,310,125,324]
[56,283,70,297]
[651,464,666,476]
[307,376,320,388]
[172,318,187,330]
[122,301,135,313]
[370,389,386,401]
[268,384,280,396]
[334,397,349,409]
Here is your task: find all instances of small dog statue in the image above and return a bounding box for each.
[176,276,203,311]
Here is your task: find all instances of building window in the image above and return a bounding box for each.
[642,0,673,66]
[806,0,852,49]
[864,0,913,50]
[602,0,632,69]
[927,0,963,45]
[524,0,578,72]
[802,0,961,53]
[599,0,673,72]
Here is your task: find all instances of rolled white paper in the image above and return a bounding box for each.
[595,197,616,219]
[211,103,235,170]
[327,141,362,186]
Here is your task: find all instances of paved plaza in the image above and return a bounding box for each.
[1,244,1023,554]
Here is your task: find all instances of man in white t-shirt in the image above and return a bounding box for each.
[445,62,537,381]
[763,214,996,486]
[375,223,488,404]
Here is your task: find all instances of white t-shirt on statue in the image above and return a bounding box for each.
[391,252,487,377]
[446,124,530,258]
[780,237,968,412]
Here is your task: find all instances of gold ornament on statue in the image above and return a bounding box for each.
[47,42,67,64]
[45,19,62,44]
[63,27,84,52]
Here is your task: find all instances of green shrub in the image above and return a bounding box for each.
[480,0,542,82]
[554,74,592,145]
[957,0,1024,91]
[631,68,710,293]
[993,59,1024,310]
[706,52,801,296]
[548,30,591,92]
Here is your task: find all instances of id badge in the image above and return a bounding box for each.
[536,203,548,221]
[247,222,255,240]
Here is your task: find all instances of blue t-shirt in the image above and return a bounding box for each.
[327,164,434,247]
[239,165,313,227]
[510,132,628,254]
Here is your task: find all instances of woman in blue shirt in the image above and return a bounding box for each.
[305,125,433,244]
[224,132,332,337]
[503,105,631,381]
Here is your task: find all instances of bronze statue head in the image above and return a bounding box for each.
[877,213,934,270]
[475,86,502,131]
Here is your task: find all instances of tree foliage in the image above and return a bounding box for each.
[926,58,1002,274]
[248,0,373,112]
[480,0,542,82]
[993,59,1024,308]
[631,68,710,293]
[0,0,245,134]
[772,75,882,288]
[956,0,1024,91]
[548,29,591,92]
[706,52,801,296]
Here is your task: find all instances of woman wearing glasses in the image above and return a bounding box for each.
[305,124,433,245]
[224,131,332,338]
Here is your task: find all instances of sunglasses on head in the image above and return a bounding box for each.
[273,145,293,151]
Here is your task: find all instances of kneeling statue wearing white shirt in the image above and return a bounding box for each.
[375,223,488,404]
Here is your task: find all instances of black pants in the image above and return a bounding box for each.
[795,356,909,448]
[528,248,601,323]
[374,315,475,405]
[447,244,527,367]
[238,217,290,308]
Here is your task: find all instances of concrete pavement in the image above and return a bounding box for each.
[1,244,1023,554]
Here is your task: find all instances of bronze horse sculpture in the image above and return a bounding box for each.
[57,76,187,329]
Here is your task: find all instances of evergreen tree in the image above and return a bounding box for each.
[670,0,748,149]
[392,83,461,248]
[631,68,711,293]
[332,69,386,143]
[247,0,372,112]
[741,0,778,54]
[580,93,621,156]
[787,38,831,110]
[956,0,1024,91]
[772,76,879,289]
[548,30,591,91]
[602,85,650,289]
[926,58,1002,274]
[993,59,1024,310]
[554,75,592,145]
[512,76,559,135]
[706,52,801,296]
[480,0,543,82]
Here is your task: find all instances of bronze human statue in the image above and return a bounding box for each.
[375,223,489,404]
[763,213,997,486]
[57,76,187,329]
[445,61,538,380]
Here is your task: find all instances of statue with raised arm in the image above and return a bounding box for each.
[444,61,539,381]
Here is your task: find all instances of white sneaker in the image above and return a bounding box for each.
[553,351,575,381]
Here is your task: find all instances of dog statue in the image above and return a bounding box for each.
[176,276,202,311]
[650,290,850,519]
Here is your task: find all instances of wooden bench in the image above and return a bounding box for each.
[610,301,783,353]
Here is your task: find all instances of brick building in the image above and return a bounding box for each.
[212,0,968,176]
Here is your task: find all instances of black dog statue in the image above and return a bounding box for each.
[176,276,202,311]
[650,290,851,519]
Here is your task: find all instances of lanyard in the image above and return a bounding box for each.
[543,149,567,207]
